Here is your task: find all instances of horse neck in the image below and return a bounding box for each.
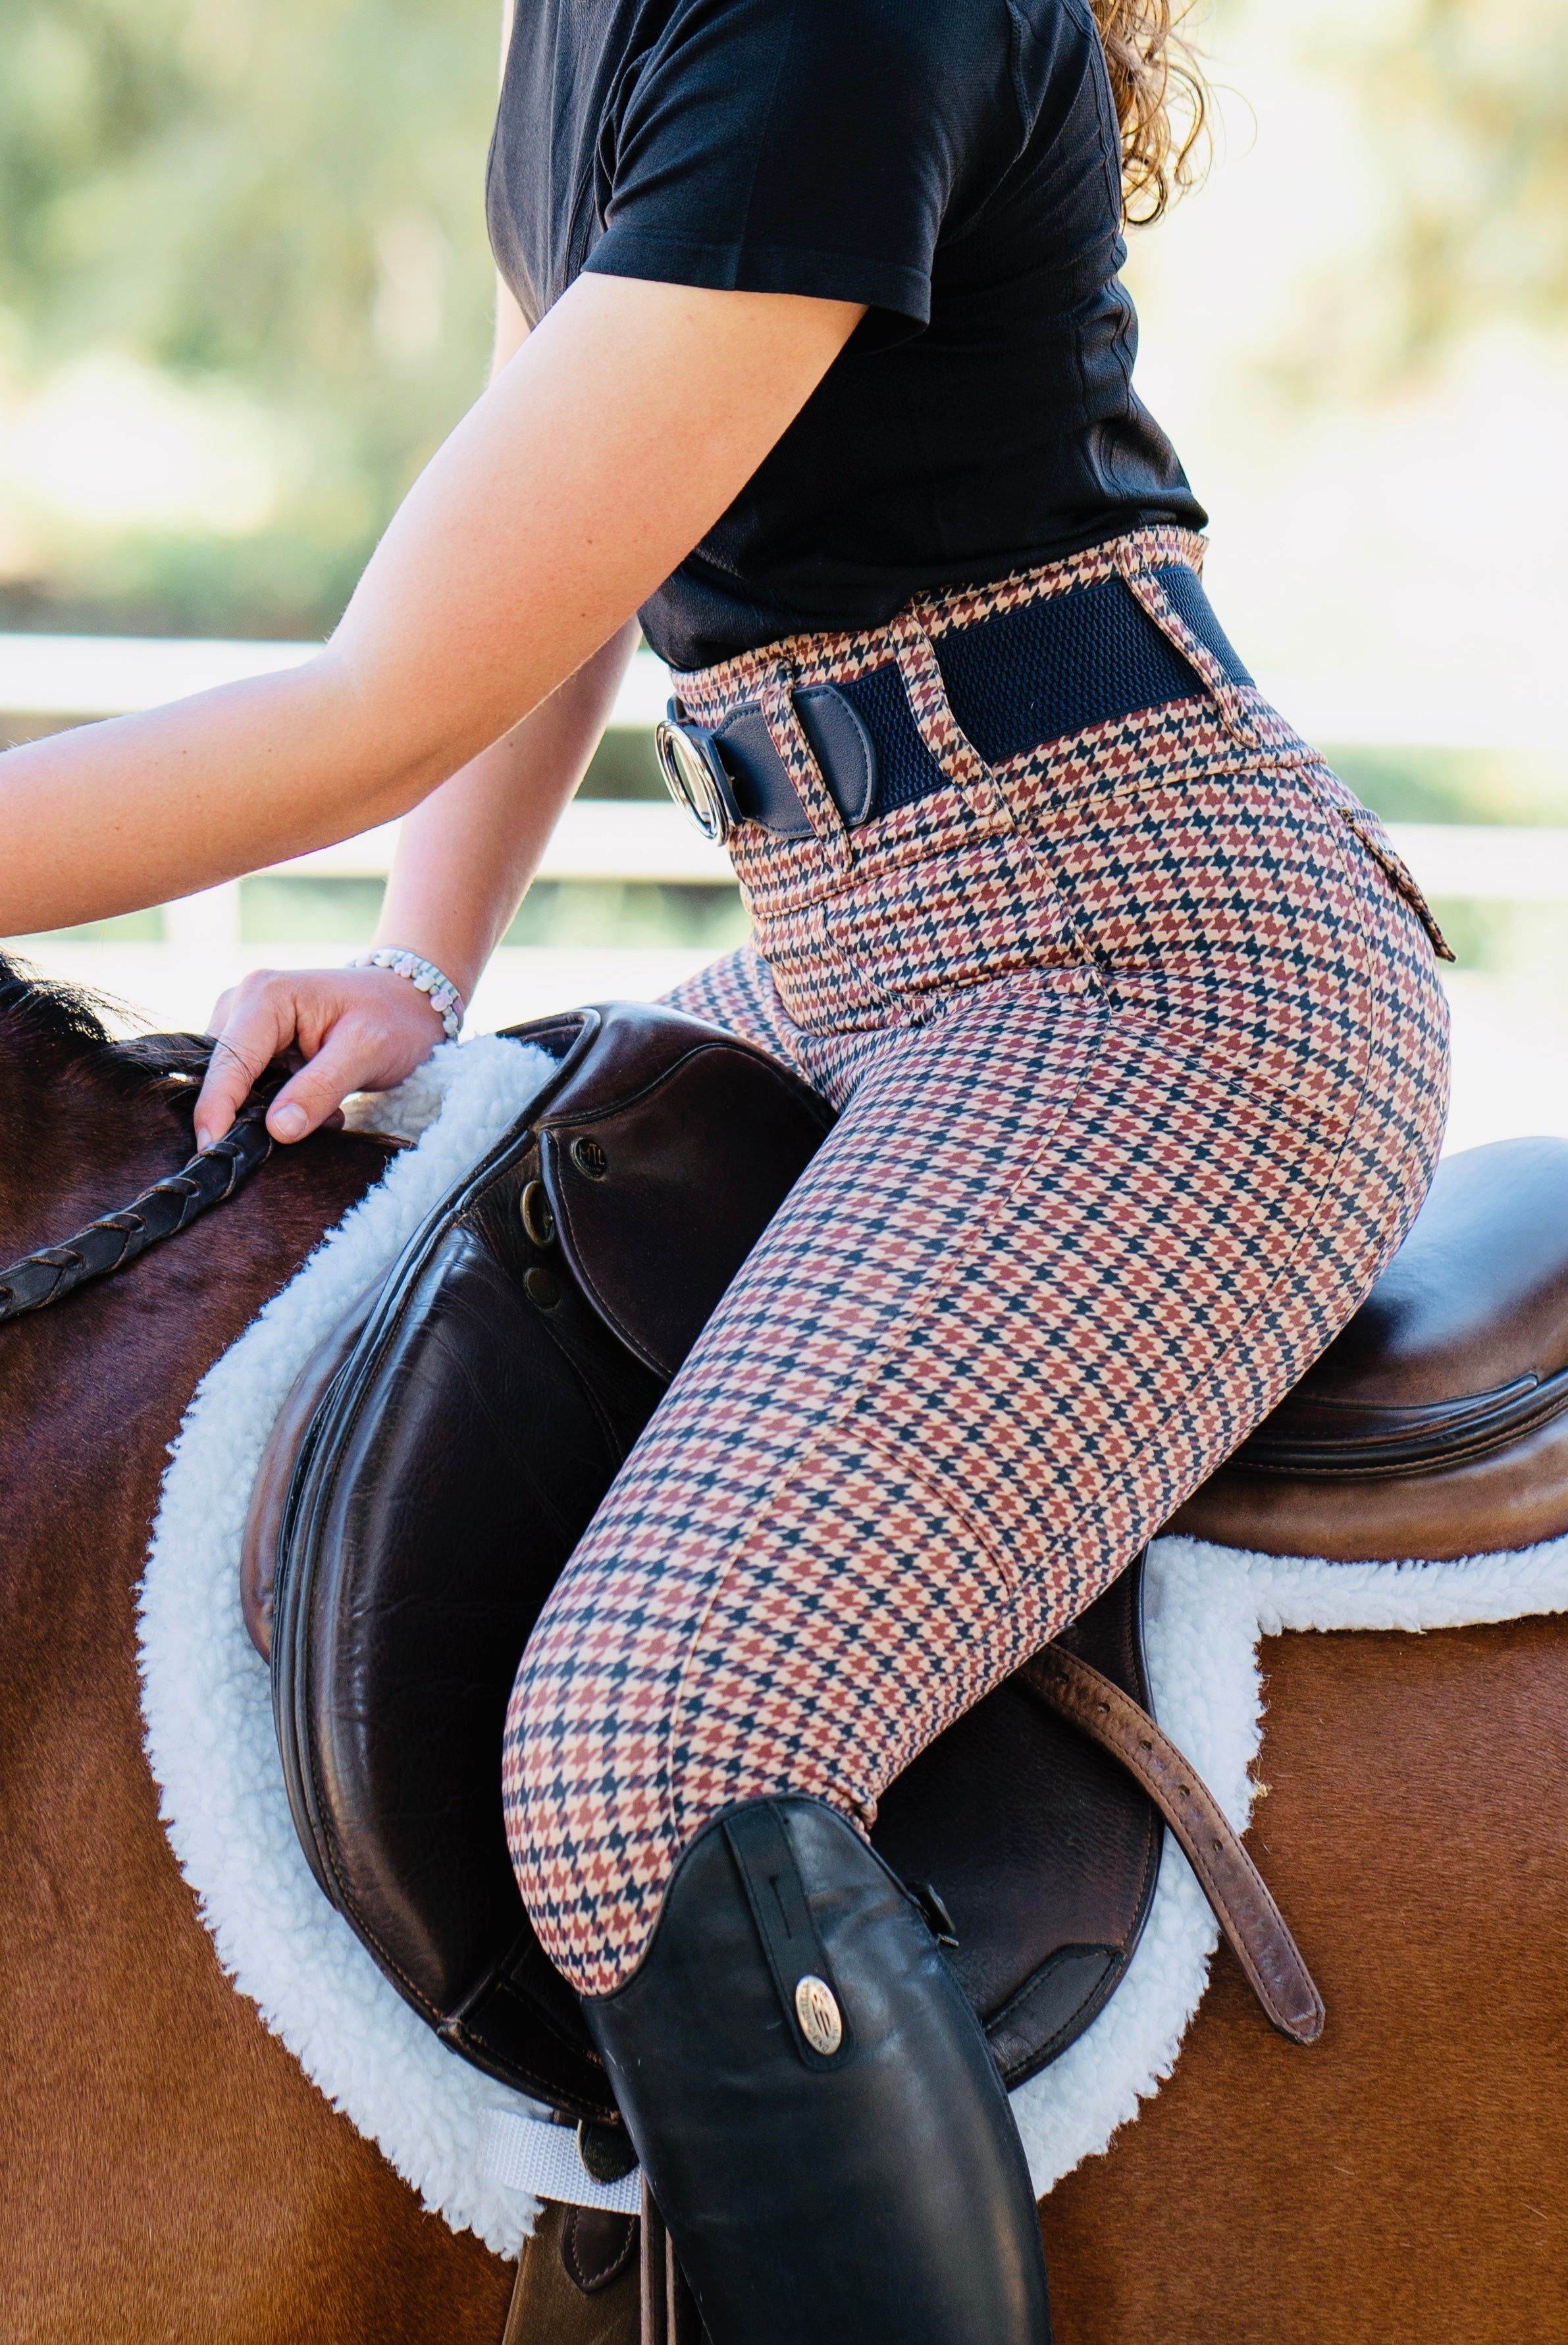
[0,1028,194,1261]
[0,1031,510,2332]
[0,1004,388,1751]
[0,1014,390,1616]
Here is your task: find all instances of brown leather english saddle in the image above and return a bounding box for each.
[244,1004,1215,2129]
[242,1006,1568,2142]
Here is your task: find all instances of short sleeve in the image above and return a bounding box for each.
[584,0,1020,330]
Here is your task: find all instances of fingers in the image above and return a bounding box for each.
[192,1045,256,1151]
[192,964,448,1152]
[263,974,446,1138]
[194,981,292,1150]
[191,987,243,1147]
[263,1022,391,1142]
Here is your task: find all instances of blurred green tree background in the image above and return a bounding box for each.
[1353,0,1568,363]
[0,0,498,635]
[1,0,1565,641]
[1270,0,1568,393]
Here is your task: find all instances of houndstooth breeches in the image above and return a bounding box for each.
[502,529,1451,1999]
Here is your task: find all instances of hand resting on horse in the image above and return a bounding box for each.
[193,965,446,1148]
[0,274,865,1147]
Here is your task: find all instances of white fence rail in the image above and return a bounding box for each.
[1376,824,1568,903]
[5,629,1566,749]
[276,814,1568,898]
[153,815,1568,955]
[39,803,1568,952]
[0,634,673,728]
[161,804,731,950]
[7,636,1568,932]
[278,802,731,886]
[7,635,1568,1159]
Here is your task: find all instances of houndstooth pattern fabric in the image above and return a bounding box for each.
[502,533,1452,1999]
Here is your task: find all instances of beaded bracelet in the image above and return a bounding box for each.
[350,947,465,1041]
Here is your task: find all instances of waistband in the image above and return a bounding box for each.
[656,528,1254,846]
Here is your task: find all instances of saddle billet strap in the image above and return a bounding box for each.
[500,2253,530,2345]
[640,2178,708,2345]
[0,1085,279,1323]
[1022,1645,1326,2047]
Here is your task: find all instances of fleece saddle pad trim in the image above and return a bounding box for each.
[139,1033,1568,2256]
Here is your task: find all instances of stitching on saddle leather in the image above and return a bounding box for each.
[562,2206,635,2290]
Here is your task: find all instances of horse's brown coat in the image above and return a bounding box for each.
[5,982,1565,2341]
[1043,1618,1568,2342]
[0,1005,513,2342]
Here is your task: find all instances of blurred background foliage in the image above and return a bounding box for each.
[0,0,497,635]
[1258,0,1568,394]
[1349,0,1568,365]
[4,0,1567,1117]
[0,0,1565,641]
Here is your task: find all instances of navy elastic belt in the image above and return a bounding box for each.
[656,564,1252,844]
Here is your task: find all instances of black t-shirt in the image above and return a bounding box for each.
[486,0,1206,672]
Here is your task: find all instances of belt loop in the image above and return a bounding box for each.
[887,610,1014,831]
[759,673,853,874]
[1114,544,1261,749]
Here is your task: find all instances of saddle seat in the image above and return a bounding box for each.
[1173,1137,1568,1561]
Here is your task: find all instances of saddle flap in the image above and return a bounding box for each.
[256,1000,1170,2124]
[240,1280,379,1663]
[258,1004,837,2121]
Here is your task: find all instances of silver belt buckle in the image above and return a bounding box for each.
[655,704,739,845]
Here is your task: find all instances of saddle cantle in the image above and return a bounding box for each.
[247,1004,1172,2122]
[1174,1136,1568,1560]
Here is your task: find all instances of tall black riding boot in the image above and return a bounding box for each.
[581,1796,1053,2345]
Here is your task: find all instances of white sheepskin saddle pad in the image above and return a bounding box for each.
[138,1032,1568,2257]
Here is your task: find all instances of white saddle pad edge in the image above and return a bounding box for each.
[136,1031,1568,2250]
[138,1036,560,2259]
[1008,1530,1568,2191]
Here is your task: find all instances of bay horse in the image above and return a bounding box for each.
[3,953,1565,2344]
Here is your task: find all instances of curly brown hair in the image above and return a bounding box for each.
[1090,0,1212,224]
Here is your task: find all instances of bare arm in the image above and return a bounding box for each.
[363,270,609,999]
[189,230,573,1146]
[0,278,860,1140]
[0,277,858,932]
[373,619,637,995]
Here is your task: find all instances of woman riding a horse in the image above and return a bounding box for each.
[0,0,1451,2334]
